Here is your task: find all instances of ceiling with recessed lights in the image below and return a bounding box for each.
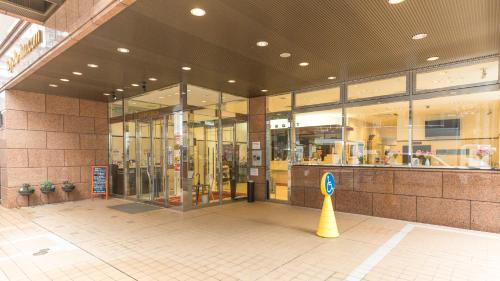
[9,0,500,101]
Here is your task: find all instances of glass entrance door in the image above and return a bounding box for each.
[135,116,173,206]
[267,113,292,202]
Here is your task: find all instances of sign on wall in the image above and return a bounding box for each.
[91,166,108,200]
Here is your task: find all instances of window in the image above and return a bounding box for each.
[412,90,499,168]
[295,108,343,164]
[295,87,340,107]
[345,101,409,166]
[348,76,406,100]
[267,93,291,112]
[416,60,499,91]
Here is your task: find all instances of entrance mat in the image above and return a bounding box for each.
[108,203,161,214]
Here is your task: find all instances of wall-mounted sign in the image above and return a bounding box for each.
[91,166,108,200]
[6,30,43,73]
[252,141,260,150]
[252,150,262,166]
[250,168,259,176]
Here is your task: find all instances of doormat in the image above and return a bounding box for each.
[108,203,161,214]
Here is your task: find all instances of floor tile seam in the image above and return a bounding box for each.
[29,219,139,281]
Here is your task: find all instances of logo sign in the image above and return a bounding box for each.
[6,30,43,73]
[320,172,335,196]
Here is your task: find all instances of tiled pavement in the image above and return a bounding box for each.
[0,199,499,281]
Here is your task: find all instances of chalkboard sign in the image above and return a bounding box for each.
[91,166,108,200]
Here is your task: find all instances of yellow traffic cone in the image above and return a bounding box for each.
[316,195,339,238]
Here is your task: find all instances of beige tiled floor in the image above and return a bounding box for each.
[0,199,499,281]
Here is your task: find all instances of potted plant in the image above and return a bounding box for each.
[61,180,75,193]
[40,181,55,194]
[18,183,35,196]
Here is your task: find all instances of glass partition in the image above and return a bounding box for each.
[345,101,409,166]
[412,90,499,168]
[267,93,291,113]
[348,76,406,100]
[295,87,340,107]
[416,60,499,91]
[295,108,343,164]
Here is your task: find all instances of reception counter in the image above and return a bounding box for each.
[291,165,500,233]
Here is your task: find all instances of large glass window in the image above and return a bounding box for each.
[345,101,409,166]
[416,60,499,91]
[348,76,406,100]
[295,108,343,164]
[412,90,499,169]
[295,87,340,107]
[267,93,291,112]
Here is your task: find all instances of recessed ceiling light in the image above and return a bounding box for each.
[299,62,309,67]
[280,52,291,58]
[412,33,428,40]
[72,71,82,76]
[227,80,236,83]
[49,84,58,88]
[60,78,69,82]
[201,100,207,103]
[159,96,165,99]
[182,66,191,71]
[103,93,111,96]
[117,47,130,53]
[131,83,140,87]
[261,89,268,93]
[388,0,405,4]
[87,63,99,68]
[148,77,158,81]
[116,88,124,92]
[190,8,206,16]
[328,76,336,80]
[427,56,439,61]
[256,41,269,47]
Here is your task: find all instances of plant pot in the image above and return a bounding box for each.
[41,187,56,194]
[19,189,34,196]
[62,186,75,193]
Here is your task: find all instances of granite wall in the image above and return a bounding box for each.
[248,96,267,201]
[0,90,109,208]
[291,165,500,233]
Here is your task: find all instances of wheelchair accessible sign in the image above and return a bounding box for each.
[320,172,335,196]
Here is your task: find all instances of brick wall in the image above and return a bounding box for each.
[291,165,500,233]
[0,90,108,208]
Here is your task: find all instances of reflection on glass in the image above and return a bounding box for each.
[345,101,409,166]
[412,91,499,168]
[295,109,343,164]
[267,93,291,112]
[416,60,499,91]
[348,76,406,100]
[268,113,290,201]
[295,87,340,107]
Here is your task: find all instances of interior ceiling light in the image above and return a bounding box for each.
[131,83,140,87]
[202,100,207,103]
[103,93,110,96]
[299,62,309,67]
[412,33,428,40]
[117,47,130,53]
[256,41,269,47]
[182,66,191,71]
[49,84,58,88]
[72,71,82,76]
[261,89,268,92]
[148,77,158,81]
[280,52,291,58]
[116,88,124,92]
[388,0,405,4]
[190,8,206,16]
[427,56,439,61]
[328,76,336,80]
[60,78,69,82]
[87,63,99,68]
[227,80,236,83]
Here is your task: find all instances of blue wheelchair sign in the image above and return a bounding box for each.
[321,172,335,196]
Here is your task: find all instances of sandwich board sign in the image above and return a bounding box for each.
[91,166,108,200]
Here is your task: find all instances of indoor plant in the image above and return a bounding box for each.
[40,180,55,194]
[18,183,35,196]
[61,180,75,192]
